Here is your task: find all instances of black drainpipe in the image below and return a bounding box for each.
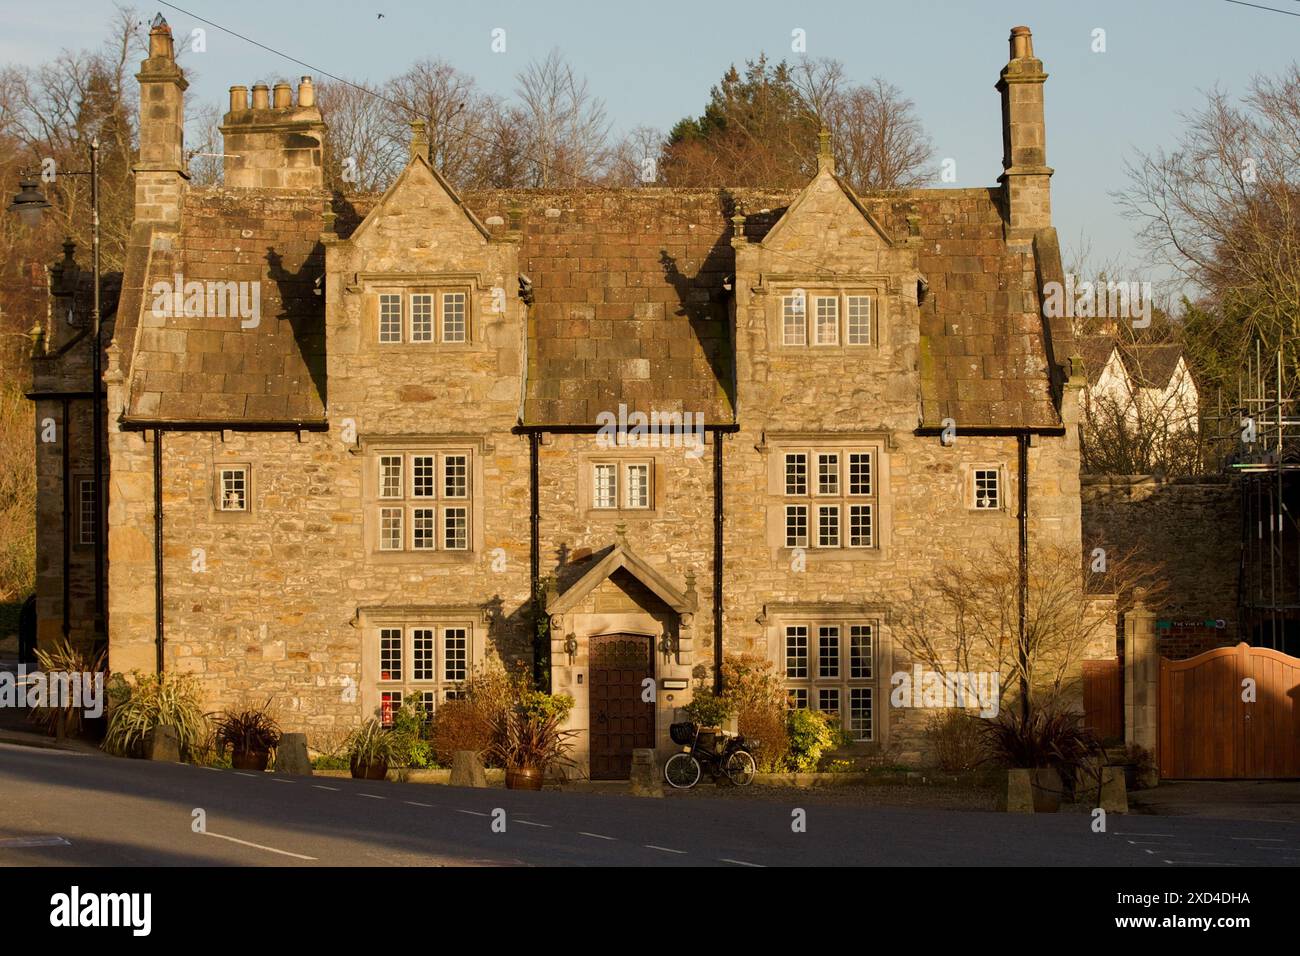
[153,429,165,673]
[529,431,542,689]
[61,399,70,639]
[713,430,725,694]
[1017,432,1030,724]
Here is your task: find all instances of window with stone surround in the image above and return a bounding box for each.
[780,291,875,348]
[590,460,654,511]
[373,451,472,552]
[374,623,476,725]
[76,476,98,546]
[784,621,875,741]
[781,449,876,549]
[969,465,1003,511]
[374,288,472,345]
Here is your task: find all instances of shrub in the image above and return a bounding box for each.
[979,709,1103,782]
[924,711,987,772]
[487,691,578,772]
[389,701,438,769]
[429,664,519,766]
[347,717,399,768]
[212,701,281,756]
[29,639,105,738]
[720,655,790,771]
[785,708,837,771]
[682,687,733,727]
[102,670,209,760]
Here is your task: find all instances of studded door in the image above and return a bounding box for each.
[588,633,655,780]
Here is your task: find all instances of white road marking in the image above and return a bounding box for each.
[578,831,616,841]
[644,844,686,854]
[358,794,386,800]
[0,836,71,848]
[404,801,433,808]
[202,831,317,861]
[720,858,764,867]
[312,785,340,792]
[270,778,294,784]
[234,772,259,778]
[1251,846,1298,851]
[515,820,550,828]
[1164,860,1238,866]
[1115,832,1174,837]
[1232,836,1283,842]
[1128,840,1191,846]
[456,809,488,817]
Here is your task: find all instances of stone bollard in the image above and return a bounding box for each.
[1099,767,1128,813]
[275,733,312,776]
[450,750,487,788]
[999,768,1035,813]
[149,724,181,762]
[629,748,663,798]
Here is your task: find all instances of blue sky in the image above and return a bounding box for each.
[6,0,1300,284]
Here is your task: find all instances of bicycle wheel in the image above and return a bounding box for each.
[725,749,757,786]
[664,752,702,789]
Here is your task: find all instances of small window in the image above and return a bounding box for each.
[818,626,840,678]
[219,467,248,512]
[816,505,840,548]
[848,504,873,548]
[849,687,873,741]
[785,505,809,548]
[847,453,871,496]
[379,293,403,343]
[785,626,809,679]
[379,456,403,499]
[593,464,618,509]
[849,625,873,679]
[814,296,839,345]
[788,688,808,709]
[782,294,807,346]
[412,628,435,681]
[372,624,474,722]
[442,292,467,343]
[626,463,650,509]
[444,627,468,682]
[443,507,469,550]
[410,294,434,342]
[847,296,871,345]
[411,508,436,550]
[784,453,808,496]
[380,691,403,727]
[974,468,1000,510]
[380,507,404,551]
[77,478,97,545]
[443,454,468,498]
[818,687,840,715]
[380,627,403,681]
[412,456,435,498]
[817,453,839,495]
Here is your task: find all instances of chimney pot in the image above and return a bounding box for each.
[1010,25,1033,60]
[229,85,248,113]
[147,16,174,60]
[273,82,292,109]
[297,76,315,108]
[251,84,270,110]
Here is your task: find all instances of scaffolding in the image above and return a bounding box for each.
[1221,342,1300,655]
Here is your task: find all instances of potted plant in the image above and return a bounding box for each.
[213,702,281,771]
[490,690,576,790]
[980,709,1102,812]
[347,717,397,780]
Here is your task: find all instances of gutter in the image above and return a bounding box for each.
[153,429,164,673]
[120,419,329,433]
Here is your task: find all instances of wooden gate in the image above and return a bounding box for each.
[1159,642,1300,779]
[588,633,655,780]
[1082,659,1123,742]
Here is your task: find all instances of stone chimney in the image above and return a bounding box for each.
[996,25,1052,240]
[219,75,325,190]
[134,14,189,226]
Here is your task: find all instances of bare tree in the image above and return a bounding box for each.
[1119,67,1300,393]
[824,77,933,191]
[605,125,667,186]
[515,49,611,187]
[316,78,399,192]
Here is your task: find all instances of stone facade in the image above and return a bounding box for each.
[32,20,1089,773]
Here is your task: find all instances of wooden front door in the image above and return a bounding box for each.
[1159,642,1300,778]
[588,633,655,780]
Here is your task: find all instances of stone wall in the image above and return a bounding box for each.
[1081,475,1240,659]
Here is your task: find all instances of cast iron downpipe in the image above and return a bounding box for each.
[713,432,724,694]
[529,431,542,689]
[60,398,70,639]
[153,429,164,673]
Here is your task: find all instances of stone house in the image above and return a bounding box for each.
[30,20,1084,776]
[1076,335,1200,435]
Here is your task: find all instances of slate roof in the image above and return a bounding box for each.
[121,180,1068,430]
[124,189,327,423]
[1076,335,1186,390]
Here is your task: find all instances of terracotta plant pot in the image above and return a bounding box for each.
[350,757,389,780]
[505,766,545,790]
[232,749,270,772]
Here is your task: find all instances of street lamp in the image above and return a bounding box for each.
[9,140,105,656]
[6,179,52,228]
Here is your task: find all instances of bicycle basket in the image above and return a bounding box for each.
[669,721,697,746]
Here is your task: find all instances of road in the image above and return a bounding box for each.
[2,743,1298,867]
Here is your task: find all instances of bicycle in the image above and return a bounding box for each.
[663,721,758,789]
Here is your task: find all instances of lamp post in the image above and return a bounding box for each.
[8,139,105,656]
